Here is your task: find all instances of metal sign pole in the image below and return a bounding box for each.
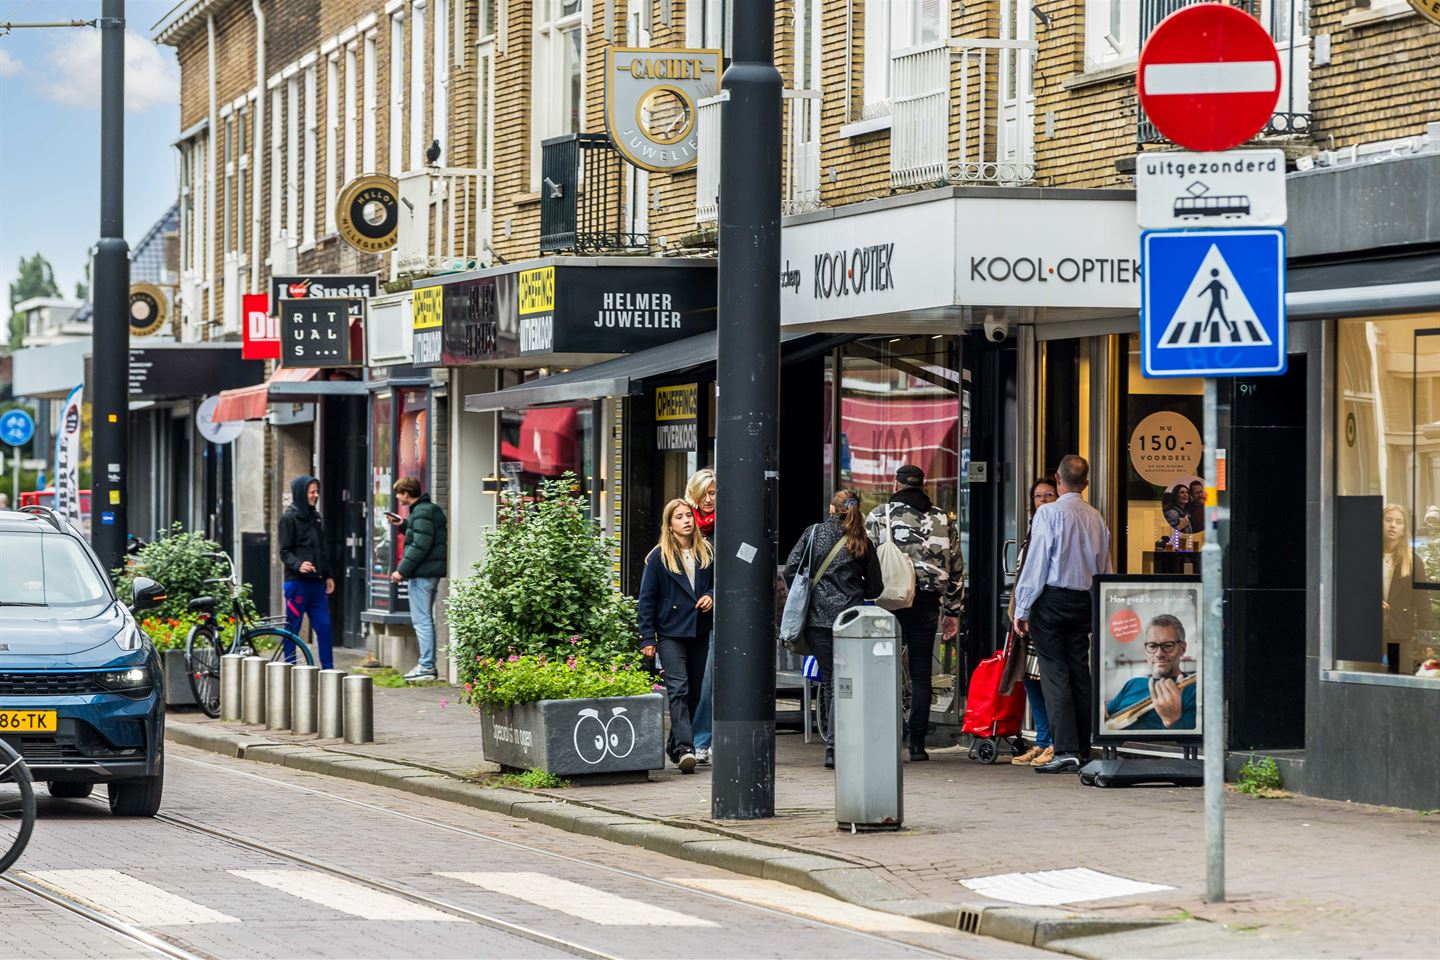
[1202,376,1226,902]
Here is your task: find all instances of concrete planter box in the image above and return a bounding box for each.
[162,648,197,707]
[480,693,665,778]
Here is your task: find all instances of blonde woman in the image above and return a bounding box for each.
[638,499,716,773]
[685,467,718,764]
[1382,504,1434,672]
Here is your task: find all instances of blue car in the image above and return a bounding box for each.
[0,507,167,816]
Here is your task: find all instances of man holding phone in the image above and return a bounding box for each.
[387,477,448,682]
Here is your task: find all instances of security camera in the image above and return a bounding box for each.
[984,316,1010,343]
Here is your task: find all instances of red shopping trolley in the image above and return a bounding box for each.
[962,630,1028,763]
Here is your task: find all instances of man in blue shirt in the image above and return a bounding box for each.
[1104,614,1196,731]
[1012,455,1112,773]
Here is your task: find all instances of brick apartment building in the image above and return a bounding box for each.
[156,1,1440,809]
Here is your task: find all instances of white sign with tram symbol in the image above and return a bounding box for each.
[1135,149,1287,229]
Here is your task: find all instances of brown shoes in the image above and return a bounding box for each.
[1011,745,1043,765]
[1029,746,1055,766]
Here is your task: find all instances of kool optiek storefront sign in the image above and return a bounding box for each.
[429,258,716,365]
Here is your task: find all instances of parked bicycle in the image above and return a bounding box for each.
[0,739,35,873]
[184,551,314,718]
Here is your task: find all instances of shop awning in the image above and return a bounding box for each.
[212,367,320,422]
[464,330,855,412]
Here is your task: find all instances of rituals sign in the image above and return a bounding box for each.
[281,298,359,367]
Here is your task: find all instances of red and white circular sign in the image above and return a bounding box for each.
[1137,3,1281,152]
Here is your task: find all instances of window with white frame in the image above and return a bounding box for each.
[363,31,378,172]
[303,66,318,247]
[390,10,405,175]
[222,111,234,256]
[533,0,584,187]
[345,43,359,185]
[410,0,427,171]
[326,53,340,234]
[862,0,947,120]
[286,74,300,243]
[236,103,248,262]
[433,0,449,164]
[1083,0,1141,70]
[269,83,283,244]
[685,0,730,51]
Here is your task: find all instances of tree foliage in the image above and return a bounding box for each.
[8,253,62,351]
[113,523,252,624]
[447,475,640,696]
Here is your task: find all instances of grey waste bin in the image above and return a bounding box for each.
[831,605,903,831]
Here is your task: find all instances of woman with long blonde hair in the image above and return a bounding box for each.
[685,468,718,765]
[638,498,715,773]
[1382,503,1434,672]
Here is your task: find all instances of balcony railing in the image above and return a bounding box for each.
[539,133,647,254]
[396,167,492,275]
[1137,0,1310,144]
[891,38,1038,190]
[694,88,824,226]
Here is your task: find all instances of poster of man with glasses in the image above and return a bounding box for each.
[1094,578,1203,739]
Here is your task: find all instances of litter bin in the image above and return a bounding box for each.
[831,605,903,831]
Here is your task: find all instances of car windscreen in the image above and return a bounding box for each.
[0,531,112,617]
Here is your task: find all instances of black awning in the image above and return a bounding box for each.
[464,330,855,412]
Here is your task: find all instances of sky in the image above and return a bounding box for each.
[0,0,180,308]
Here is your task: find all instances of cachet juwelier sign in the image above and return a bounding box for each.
[605,47,722,173]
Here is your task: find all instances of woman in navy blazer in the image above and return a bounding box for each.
[638,498,715,773]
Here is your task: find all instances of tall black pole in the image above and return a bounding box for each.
[92,0,129,572]
[712,0,782,820]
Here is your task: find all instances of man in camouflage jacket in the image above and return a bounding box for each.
[865,464,964,760]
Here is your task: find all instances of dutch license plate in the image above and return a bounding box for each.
[0,710,57,732]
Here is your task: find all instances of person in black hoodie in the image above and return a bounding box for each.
[279,475,335,669]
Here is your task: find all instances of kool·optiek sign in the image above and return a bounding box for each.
[605,47,722,172]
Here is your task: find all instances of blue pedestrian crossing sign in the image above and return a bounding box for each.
[1141,228,1286,378]
[1,408,34,447]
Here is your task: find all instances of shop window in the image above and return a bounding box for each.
[861,0,947,120]
[1335,315,1440,676]
[499,401,594,503]
[1122,335,1206,575]
[369,387,434,612]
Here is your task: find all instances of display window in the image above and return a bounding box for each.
[1335,315,1440,678]
[368,386,432,613]
[498,402,595,501]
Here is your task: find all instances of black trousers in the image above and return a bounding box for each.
[1029,587,1093,756]
[804,625,836,743]
[659,634,709,762]
[894,591,942,749]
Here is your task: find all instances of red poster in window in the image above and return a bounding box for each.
[242,293,279,359]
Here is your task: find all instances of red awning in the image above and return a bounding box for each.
[212,367,320,422]
[518,407,580,477]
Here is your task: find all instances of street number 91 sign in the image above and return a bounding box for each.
[1137,3,1282,152]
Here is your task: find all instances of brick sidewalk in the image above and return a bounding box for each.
[186,660,1440,959]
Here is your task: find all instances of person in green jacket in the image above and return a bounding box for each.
[387,477,448,682]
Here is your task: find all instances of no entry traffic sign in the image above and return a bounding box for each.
[1138,3,1281,152]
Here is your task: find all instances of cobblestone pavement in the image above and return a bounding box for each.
[202,672,1440,960]
[0,742,1054,960]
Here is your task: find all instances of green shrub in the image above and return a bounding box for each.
[464,655,654,711]
[447,474,642,710]
[1235,754,1285,796]
[114,523,252,624]
[495,768,571,789]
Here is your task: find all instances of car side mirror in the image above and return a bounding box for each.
[131,577,167,613]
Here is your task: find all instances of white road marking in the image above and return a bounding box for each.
[663,877,938,934]
[439,871,717,927]
[22,869,240,926]
[959,867,1173,906]
[1142,61,1278,95]
[231,869,463,921]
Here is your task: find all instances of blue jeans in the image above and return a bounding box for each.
[408,577,439,673]
[1023,676,1052,748]
[284,579,334,670]
[692,634,714,751]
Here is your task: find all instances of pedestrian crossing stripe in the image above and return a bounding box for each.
[439,871,718,926]
[231,869,464,921]
[1155,243,1272,349]
[21,870,241,926]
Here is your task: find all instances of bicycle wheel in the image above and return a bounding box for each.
[250,629,315,667]
[0,740,36,874]
[184,622,225,719]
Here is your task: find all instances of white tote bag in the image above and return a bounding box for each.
[875,505,917,611]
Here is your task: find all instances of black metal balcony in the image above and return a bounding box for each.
[539,133,648,254]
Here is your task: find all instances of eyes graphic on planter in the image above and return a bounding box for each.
[574,707,637,764]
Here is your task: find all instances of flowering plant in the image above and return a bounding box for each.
[463,654,654,711]
[138,614,242,652]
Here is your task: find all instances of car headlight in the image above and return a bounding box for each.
[96,667,152,694]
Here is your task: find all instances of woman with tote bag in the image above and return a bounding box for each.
[783,490,884,768]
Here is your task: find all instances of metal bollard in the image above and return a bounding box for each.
[343,675,374,744]
[317,669,347,739]
[220,653,245,721]
[265,661,292,731]
[241,656,267,724]
[291,665,320,736]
